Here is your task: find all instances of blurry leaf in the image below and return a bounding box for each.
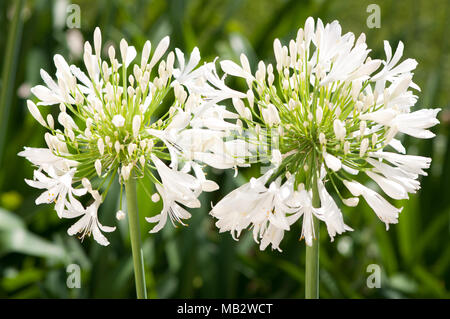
[413,265,448,297]
[397,197,418,264]
[1,267,43,291]
[389,273,418,294]
[374,218,398,274]
[416,208,450,258]
[275,258,304,283]
[0,208,66,260]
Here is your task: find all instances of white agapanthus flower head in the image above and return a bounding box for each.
[211,17,441,251]
[19,27,245,245]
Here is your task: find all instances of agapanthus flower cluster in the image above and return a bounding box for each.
[210,17,440,250]
[20,28,245,245]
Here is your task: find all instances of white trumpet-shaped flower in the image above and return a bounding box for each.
[209,17,440,250]
[20,27,242,245]
[211,170,300,251]
[25,167,87,218]
[63,193,116,246]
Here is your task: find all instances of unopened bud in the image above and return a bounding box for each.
[97,138,104,155]
[151,193,160,202]
[95,159,102,176]
[116,210,126,220]
[360,138,369,157]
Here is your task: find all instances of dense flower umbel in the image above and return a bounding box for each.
[211,17,440,251]
[20,28,245,245]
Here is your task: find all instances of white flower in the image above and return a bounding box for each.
[18,147,77,174]
[147,104,243,171]
[188,161,219,192]
[390,108,441,139]
[172,47,246,105]
[369,151,431,176]
[344,180,402,229]
[287,189,318,246]
[372,41,419,93]
[194,62,246,103]
[173,47,201,85]
[366,170,409,200]
[30,67,76,105]
[367,157,420,194]
[210,170,273,239]
[151,154,202,204]
[194,139,251,170]
[209,16,440,248]
[211,171,302,251]
[360,107,440,139]
[145,183,193,233]
[23,27,243,245]
[25,167,87,218]
[145,154,218,233]
[220,58,255,83]
[64,195,116,246]
[315,179,353,241]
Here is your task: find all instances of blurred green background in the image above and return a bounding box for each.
[0,0,449,298]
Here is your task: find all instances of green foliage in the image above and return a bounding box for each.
[0,0,448,298]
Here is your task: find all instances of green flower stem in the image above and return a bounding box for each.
[305,170,320,299]
[124,174,147,299]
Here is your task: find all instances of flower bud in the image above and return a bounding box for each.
[112,115,125,127]
[121,165,131,181]
[149,36,170,69]
[127,143,137,156]
[372,133,378,146]
[94,27,102,57]
[82,177,92,191]
[360,138,369,157]
[139,155,146,167]
[333,119,346,141]
[262,104,280,126]
[108,45,115,61]
[316,106,323,123]
[232,98,246,118]
[344,141,350,154]
[359,121,367,137]
[116,210,126,220]
[319,132,326,145]
[151,193,160,202]
[97,138,105,155]
[46,114,54,130]
[95,159,102,176]
[343,197,359,207]
[115,141,121,154]
[26,100,46,127]
[120,39,128,64]
[132,115,141,137]
[141,40,151,69]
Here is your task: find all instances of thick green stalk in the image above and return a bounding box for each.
[124,175,147,299]
[0,0,24,166]
[305,171,320,299]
